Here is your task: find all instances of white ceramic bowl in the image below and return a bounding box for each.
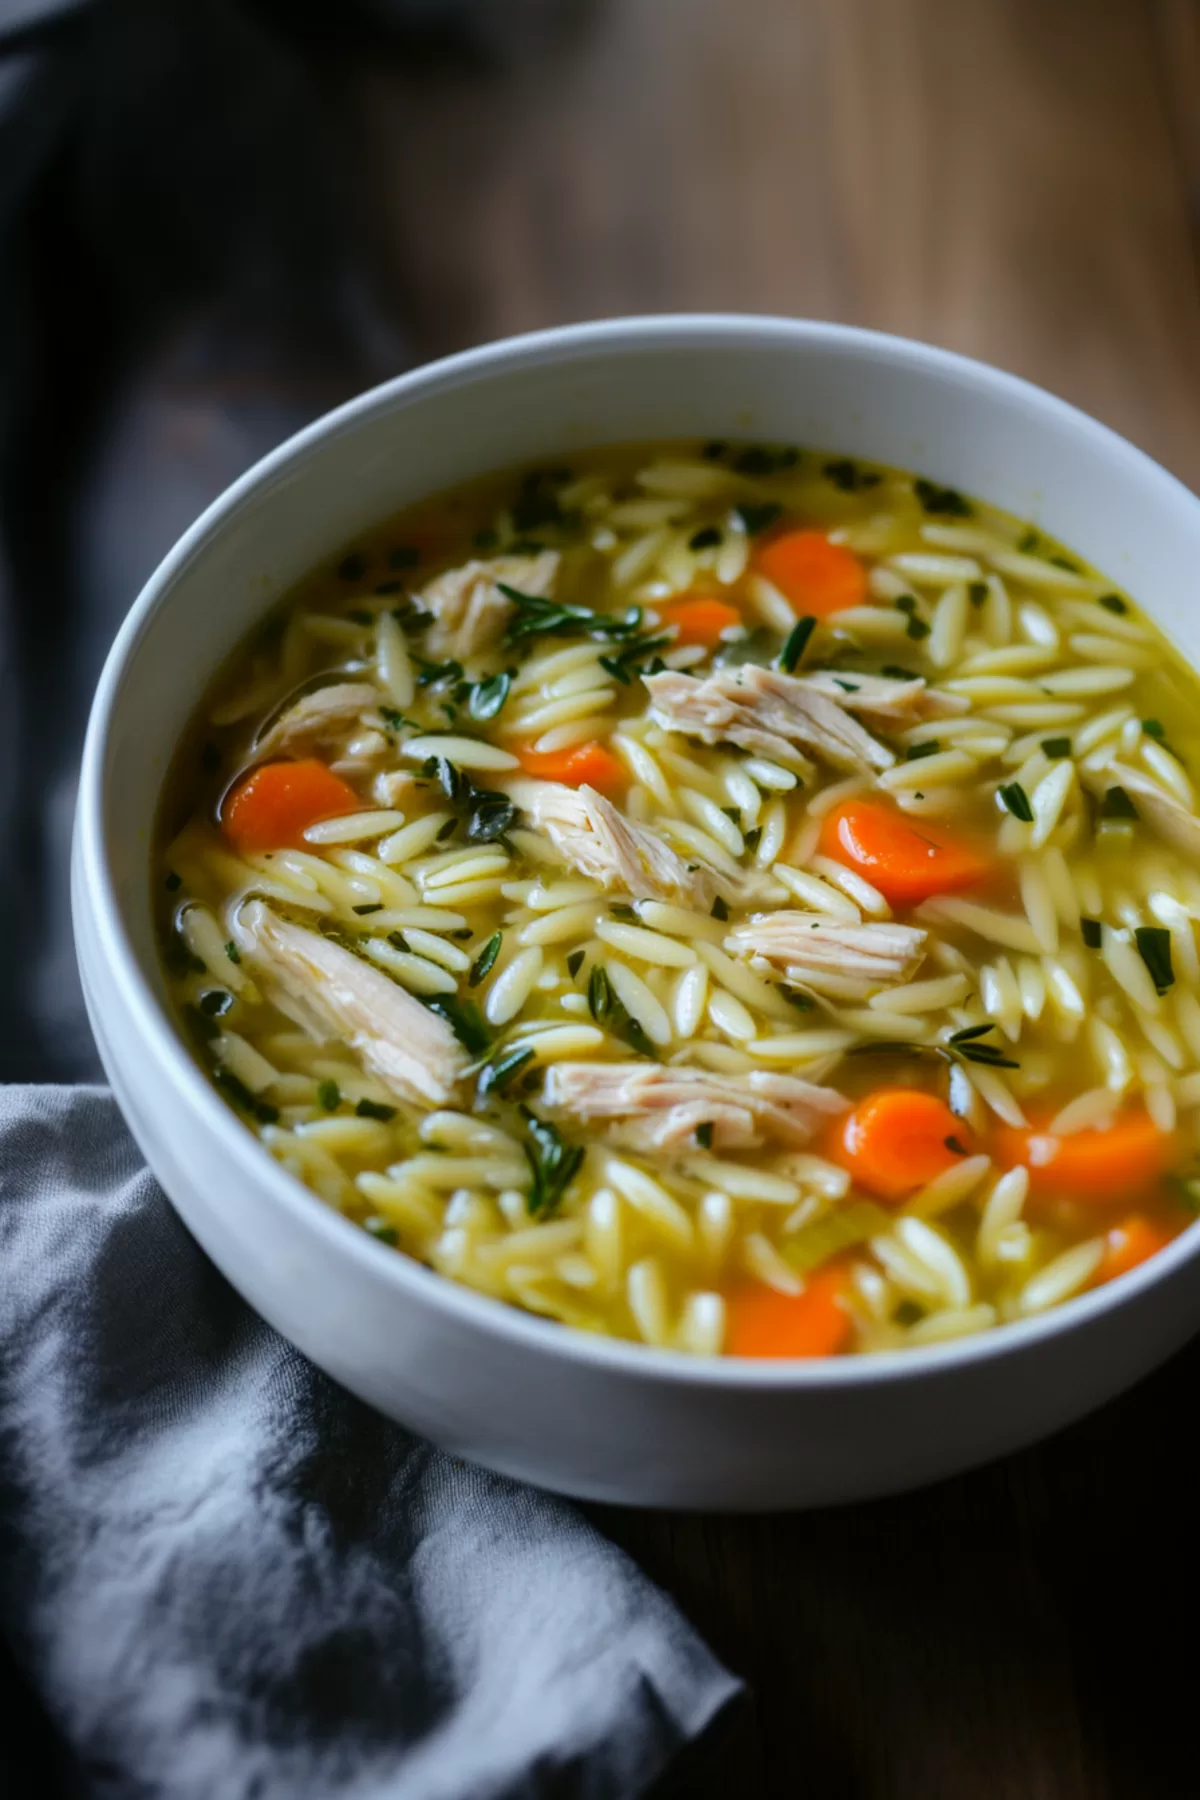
[74,316,1200,1510]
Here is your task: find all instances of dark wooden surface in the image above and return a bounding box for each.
[355,5,1200,1792]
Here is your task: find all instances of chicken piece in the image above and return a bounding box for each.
[371,768,419,809]
[644,665,894,773]
[255,682,379,760]
[543,1061,849,1152]
[1083,761,1200,865]
[418,550,560,661]
[231,901,465,1106]
[726,915,926,995]
[798,671,969,728]
[506,777,733,906]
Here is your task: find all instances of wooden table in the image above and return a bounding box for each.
[356,5,1200,1790]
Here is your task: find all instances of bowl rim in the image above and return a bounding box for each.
[75,310,1200,1390]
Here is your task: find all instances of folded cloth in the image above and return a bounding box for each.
[0,1086,740,1799]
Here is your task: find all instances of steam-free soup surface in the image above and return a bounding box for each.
[157,442,1200,1356]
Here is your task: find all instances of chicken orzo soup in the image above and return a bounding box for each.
[157,442,1200,1356]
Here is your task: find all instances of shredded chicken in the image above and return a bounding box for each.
[798,670,969,728]
[231,902,465,1106]
[726,915,926,993]
[506,777,733,906]
[644,665,894,772]
[1084,761,1200,864]
[371,768,419,809]
[543,1061,849,1152]
[254,682,379,760]
[418,550,559,661]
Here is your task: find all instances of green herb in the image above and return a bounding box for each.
[201,741,221,774]
[1018,529,1040,554]
[165,871,181,892]
[498,583,646,648]
[198,989,232,1018]
[780,986,815,1011]
[422,994,492,1056]
[587,963,656,1057]
[388,931,410,952]
[968,581,988,606]
[469,931,502,986]
[317,1080,341,1111]
[422,754,518,844]
[1101,785,1139,821]
[567,949,586,979]
[1049,555,1079,572]
[711,896,730,921]
[743,826,762,853]
[254,1101,280,1125]
[353,903,383,916]
[852,1022,1019,1070]
[1099,593,1127,615]
[477,1045,535,1102]
[364,1217,399,1246]
[356,1098,397,1122]
[777,616,816,672]
[338,551,367,582]
[1135,925,1174,994]
[609,903,636,921]
[522,1108,585,1220]
[833,678,859,693]
[224,941,242,965]
[389,546,420,570]
[379,705,422,732]
[1041,737,1071,758]
[914,478,971,517]
[905,740,940,762]
[598,629,673,685]
[894,594,918,615]
[823,457,880,493]
[689,526,722,550]
[906,616,931,641]
[998,781,1033,822]
[695,1122,715,1149]
[895,1300,925,1327]
[736,501,783,537]
[702,441,727,459]
[881,664,918,681]
[436,818,458,840]
[415,657,464,690]
[466,671,511,721]
[1142,718,1166,741]
[1081,918,1103,949]
[214,1068,255,1109]
[948,1023,996,1044]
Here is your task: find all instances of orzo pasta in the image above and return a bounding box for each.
[156,442,1200,1356]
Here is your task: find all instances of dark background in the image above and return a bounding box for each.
[6,0,1200,1793]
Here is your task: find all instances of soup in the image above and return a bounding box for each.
[156,441,1200,1357]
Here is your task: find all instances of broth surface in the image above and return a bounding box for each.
[157,441,1200,1355]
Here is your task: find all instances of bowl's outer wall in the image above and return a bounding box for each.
[75,319,1200,1507]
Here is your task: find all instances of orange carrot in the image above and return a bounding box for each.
[221,758,361,855]
[818,798,992,907]
[995,1108,1174,1201]
[753,529,866,617]
[725,1265,852,1358]
[656,594,742,648]
[516,740,626,792]
[828,1088,971,1203]
[1096,1213,1174,1285]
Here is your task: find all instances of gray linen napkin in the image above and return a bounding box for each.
[0,1084,740,1799]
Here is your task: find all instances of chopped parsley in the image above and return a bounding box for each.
[468,671,512,721]
[477,1044,535,1102]
[469,932,502,986]
[968,581,988,606]
[998,781,1033,822]
[317,1080,341,1111]
[711,896,730,921]
[695,1122,715,1149]
[1101,785,1139,822]
[1135,925,1174,995]
[914,478,971,517]
[736,501,783,537]
[356,1098,397,1122]
[1081,919,1103,949]
[364,1218,399,1246]
[522,1108,584,1220]
[1041,737,1071,759]
[1142,718,1166,741]
[905,740,940,762]
[224,941,241,965]
[422,755,518,845]
[777,616,816,672]
[353,903,383,916]
[422,994,491,1056]
[906,616,931,641]
[567,949,586,979]
[587,964,657,1057]
[823,457,881,493]
[1099,593,1127,615]
[689,525,722,550]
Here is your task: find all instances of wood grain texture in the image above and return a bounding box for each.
[353,3,1200,1792]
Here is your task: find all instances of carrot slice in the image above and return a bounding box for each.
[995,1108,1174,1201]
[725,1265,852,1358]
[828,1088,971,1204]
[1096,1213,1175,1285]
[221,758,361,855]
[656,594,742,648]
[753,530,867,617]
[819,798,992,907]
[516,741,626,792]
